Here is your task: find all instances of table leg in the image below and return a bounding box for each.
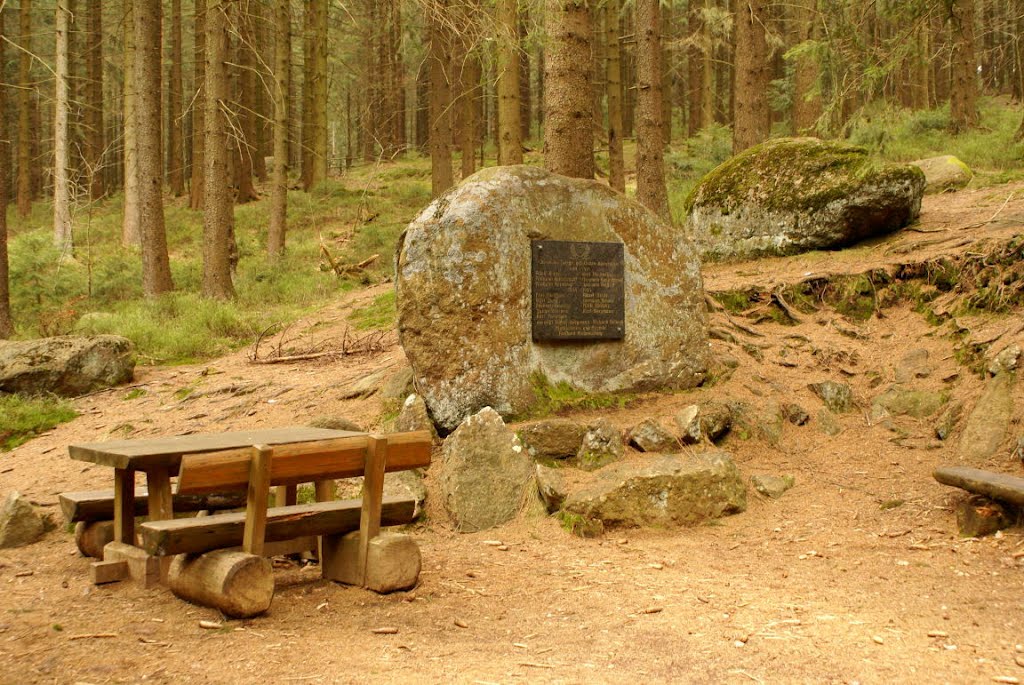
[145,467,174,521]
[113,468,136,544]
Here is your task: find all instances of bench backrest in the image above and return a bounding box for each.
[174,431,431,558]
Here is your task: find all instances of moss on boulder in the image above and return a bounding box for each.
[910,155,973,194]
[686,137,925,262]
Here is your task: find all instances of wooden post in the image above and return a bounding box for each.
[357,435,388,585]
[276,484,297,507]
[146,467,174,520]
[112,468,135,544]
[242,445,272,556]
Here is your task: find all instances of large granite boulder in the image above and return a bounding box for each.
[686,138,925,261]
[396,165,709,431]
[436,407,536,532]
[910,155,973,194]
[562,451,746,529]
[0,335,134,396]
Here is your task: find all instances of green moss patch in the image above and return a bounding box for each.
[0,394,78,451]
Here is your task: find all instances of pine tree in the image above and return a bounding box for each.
[268,0,289,260]
[635,0,668,218]
[544,0,594,178]
[733,0,772,153]
[497,0,523,165]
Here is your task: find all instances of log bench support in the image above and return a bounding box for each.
[934,466,1024,537]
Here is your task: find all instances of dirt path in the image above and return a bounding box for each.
[1,187,1023,684]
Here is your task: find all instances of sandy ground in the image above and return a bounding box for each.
[1,185,1023,684]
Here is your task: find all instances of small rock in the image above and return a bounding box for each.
[576,419,625,471]
[518,419,587,460]
[308,416,365,432]
[959,372,1014,463]
[674,405,702,444]
[626,418,679,453]
[781,403,809,426]
[894,349,932,383]
[198,620,222,630]
[395,394,439,442]
[989,344,1021,376]
[699,402,733,443]
[934,402,963,441]
[909,155,973,194]
[871,388,947,420]
[0,492,47,549]
[751,474,795,499]
[381,366,415,400]
[809,381,854,413]
[339,370,387,399]
[817,409,842,436]
[535,464,568,513]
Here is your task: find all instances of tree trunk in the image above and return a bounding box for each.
[497,0,523,165]
[123,3,141,245]
[304,0,328,189]
[54,1,74,254]
[85,0,105,199]
[135,0,174,296]
[700,0,714,130]
[733,0,772,153]
[519,15,531,141]
[791,0,821,135]
[203,0,236,300]
[0,7,13,338]
[16,0,33,218]
[544,0,594,178]
[949,0,979,132]
[606,0,624,193]
[190,0,206,210]
[233,5,258,204]
[268,0,289,260]
[168,0,185,196]
[635,0,668,218]
[458,31,481,179]
[428,0,453,196]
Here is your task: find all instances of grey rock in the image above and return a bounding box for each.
[809,380,854,413]
[895,349,931,384]
[674,405,701,444]
[576,419,625,471]
[308,416,365,432]
[381,366,415,400]
[0,492,47,549]
[562,451,747,530]
[518,419,587,460]
[935,402,964,441]
[0,335,134,396]
[782,403,810,426]
[626,418,679,453]
[910,155,973,194]
[686,138,925,262]
[339,370,386,399]
[396,165,709,431]
[335,471,427,517]
[396,394,439,442]
[536,464,568,513]
[871,388,947,420]
[699,402,733,443]
[817,409,843,436]
[751,474,795,499]
[959,372,1014,463]
[437,407,535,532]
[989,344,1021,377]
[729,400,783,444]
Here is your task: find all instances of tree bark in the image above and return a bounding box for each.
[497,0,523,165]
[428,0,453,196]
[949,0,979,133]
[190,0,206,210]
[309,0,328,187]
[136,0,174,296]
[606,0,624,193]
[168,551,274,619]
[85,0,105,199]
[233,4,258,204]
[635,0,668,219]
[16,0,33,218]
[791,0,821,135]
[54,1,74,254]
[457,19,481,179]
[733,0,772,153]
[268,0,289,260]
[123,3,141,245]
[203,0,237,300]
[0,7,13,338]
[544,0,594,178]
[168,0,185,196]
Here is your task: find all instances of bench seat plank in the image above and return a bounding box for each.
[139,495,417,556]
[934,466,1024,507]
[60,489,247,523]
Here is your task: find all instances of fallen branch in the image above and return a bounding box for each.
[956,192,1014,231]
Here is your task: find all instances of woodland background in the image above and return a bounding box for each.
[0,0,1021,368]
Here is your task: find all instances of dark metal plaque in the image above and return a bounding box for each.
[531,240,625,341]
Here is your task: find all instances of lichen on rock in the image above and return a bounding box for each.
[686,137,925,262]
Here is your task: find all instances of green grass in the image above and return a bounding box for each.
[7,162,432,364]
[348,291,397,331]
[0,394,79,451]
[522,372,635,420]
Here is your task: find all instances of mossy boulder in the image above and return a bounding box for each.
[396,165,709,431]
[910,155,973,194]
[686,138,925,262]
[0,335,134,397]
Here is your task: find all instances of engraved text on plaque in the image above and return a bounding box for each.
[531,240,625,341]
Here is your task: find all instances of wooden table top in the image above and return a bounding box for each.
[68,427,365,472]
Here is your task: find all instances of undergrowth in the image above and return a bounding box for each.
[523,372,635,420]
[0,394,78,451]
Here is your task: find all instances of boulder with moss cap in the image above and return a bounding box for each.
[686,137,925,262]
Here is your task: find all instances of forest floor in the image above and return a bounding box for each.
[1,184,1024,684]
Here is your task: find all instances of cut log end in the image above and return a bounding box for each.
[76,521,115,559]
[168,550,274,618]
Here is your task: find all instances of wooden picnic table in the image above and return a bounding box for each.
[68,427,363,548]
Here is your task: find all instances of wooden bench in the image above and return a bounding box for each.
[139,430,431,617]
